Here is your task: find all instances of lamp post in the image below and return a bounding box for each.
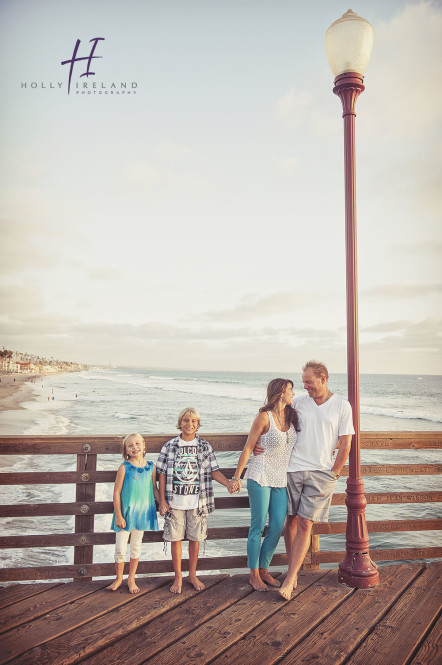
[325,9,379,588]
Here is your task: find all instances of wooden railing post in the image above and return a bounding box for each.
[303,534,321,571]
[74,445,97,582]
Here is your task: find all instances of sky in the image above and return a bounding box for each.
[0,0,441,374]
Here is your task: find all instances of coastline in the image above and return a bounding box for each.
[0,373,38,412]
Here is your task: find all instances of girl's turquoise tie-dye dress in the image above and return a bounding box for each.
[111,460,159,532]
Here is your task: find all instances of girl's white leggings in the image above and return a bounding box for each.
[114,529,144,562]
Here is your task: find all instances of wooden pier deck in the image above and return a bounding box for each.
[0,562,440,665]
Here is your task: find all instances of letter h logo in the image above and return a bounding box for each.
[61,38,105,94]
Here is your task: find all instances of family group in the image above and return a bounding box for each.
[107,360,354,600]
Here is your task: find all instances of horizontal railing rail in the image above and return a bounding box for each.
[0,431,441,582]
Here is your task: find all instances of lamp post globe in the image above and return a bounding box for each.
[325,9,379,588]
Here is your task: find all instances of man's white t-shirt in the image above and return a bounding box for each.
[170,438,200,510]
[287,394,355,472]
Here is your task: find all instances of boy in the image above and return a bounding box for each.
[157,407,235,593]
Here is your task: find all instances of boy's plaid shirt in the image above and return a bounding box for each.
[156,435,220,515]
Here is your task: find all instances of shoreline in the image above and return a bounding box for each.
[0,374,39,413]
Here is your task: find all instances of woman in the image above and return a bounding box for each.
[231,378,299,591]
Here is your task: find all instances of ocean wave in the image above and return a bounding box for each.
[115,413,138,420]
[360,405,442,423]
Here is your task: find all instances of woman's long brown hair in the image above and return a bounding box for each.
[259,378,300,431]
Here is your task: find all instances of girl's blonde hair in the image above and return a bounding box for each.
[176,407,201,430]
[121,433,145,459]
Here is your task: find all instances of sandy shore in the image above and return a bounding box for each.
[0,374,39,413]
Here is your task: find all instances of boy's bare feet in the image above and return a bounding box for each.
[259,568,281,587]
[106,578,123,591]
[127,579,140,594]
[170,576,182,594]
[189,575,205,591]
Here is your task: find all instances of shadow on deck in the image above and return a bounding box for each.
[0,562,440,665]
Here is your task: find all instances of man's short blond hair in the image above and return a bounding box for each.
[303,360,329,381]
[177,407,201,430]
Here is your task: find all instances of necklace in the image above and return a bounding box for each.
[272,410,290,444]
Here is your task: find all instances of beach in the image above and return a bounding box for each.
[0,374,38,412]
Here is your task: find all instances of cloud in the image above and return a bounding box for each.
[363,284,442,300]
[197,290,332,323]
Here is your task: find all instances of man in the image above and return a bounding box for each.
[256,360,354,600]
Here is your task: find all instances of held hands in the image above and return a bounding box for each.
[159,500,170,517]
[229,478,241,494]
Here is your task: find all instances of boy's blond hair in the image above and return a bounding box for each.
[121,432,145,459]
[177,407,201,431]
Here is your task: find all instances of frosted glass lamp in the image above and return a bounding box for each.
[325,9,374,76]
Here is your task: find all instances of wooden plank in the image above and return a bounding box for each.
[0,496,249,518]
[409,613,442,665]
[0,583,62,610]
[0,580,110,634]
[74,453,96,580]
[206,569,354,665]
[313,547,442,564]
[52,574,255,665]
[1,490,440,520]
[213,564,424,665]
[0,471,116,485]
[0,575,170,665]
[218,464,442,477]
[0,501,114,518]
[0,553,293,583]
[0,431,440,455]
[332,491,442,505]
[81,572,320,665]
[11,574,228,665]
[346,561,442,665]
[278,564,425,665]
[0,526,253,549]
[313,518,442,535]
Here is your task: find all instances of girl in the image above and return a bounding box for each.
[231,379,299,591]
[107,432,159,593]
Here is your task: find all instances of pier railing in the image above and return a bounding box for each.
[0,432,441,582]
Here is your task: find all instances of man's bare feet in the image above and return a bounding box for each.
[127,579,140,594]
[249,572,269,592]
[106,578,123,591]
[259,568,281,587]
[170,577,182,594]
[189,576,205,591]
[278,575,297,600]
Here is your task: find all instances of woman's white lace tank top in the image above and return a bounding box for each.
[244,411,296,487]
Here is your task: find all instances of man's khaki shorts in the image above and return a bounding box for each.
[163,507,207,542]
[286,470,337,523]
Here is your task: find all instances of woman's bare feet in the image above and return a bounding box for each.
[127,578,140,594]
[249,570,269,591]
[170,576,182,594]
[106,578,123,591]
[259,568,281,587]
[189,575,205,591]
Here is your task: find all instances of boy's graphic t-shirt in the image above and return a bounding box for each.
[170,438,200,510]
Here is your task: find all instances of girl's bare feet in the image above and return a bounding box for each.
[170,576,182,594]
[127,579,140,594]
[189,575,205,591]
[259,568,281,587]
[106,578,123,591]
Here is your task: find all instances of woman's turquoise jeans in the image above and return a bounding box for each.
[246,478,287,570]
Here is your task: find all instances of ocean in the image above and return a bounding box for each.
[0,368,441,577]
